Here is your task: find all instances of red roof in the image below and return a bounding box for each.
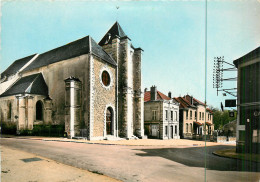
[174,95,208,109]
[144,91,171,102]
[173,97,190,108]
[194,121,202,126]
[193,98,206,106]
[206,108,213,114]
[206,122,212,126]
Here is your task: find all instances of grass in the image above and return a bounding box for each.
[214,149,260,162]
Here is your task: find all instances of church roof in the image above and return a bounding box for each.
[99,22,127,46]
[0,73,48,97]
[22,36,116,73]
[0,54,36,79]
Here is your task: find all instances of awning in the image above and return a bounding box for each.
[193,121,202,126]
[206,122,212,126]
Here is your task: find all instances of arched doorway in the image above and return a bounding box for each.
[106,107,113,135]
[36,100,43,121]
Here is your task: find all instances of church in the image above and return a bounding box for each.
[0,22,144,140]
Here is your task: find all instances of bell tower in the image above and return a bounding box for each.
[99,22,144,139]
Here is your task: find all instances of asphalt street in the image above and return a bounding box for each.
[1,138,260,182]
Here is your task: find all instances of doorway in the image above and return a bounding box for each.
[106,107,113,135]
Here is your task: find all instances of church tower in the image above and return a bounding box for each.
[99,22,144,138]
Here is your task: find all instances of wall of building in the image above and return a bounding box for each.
[144,101,162,138]
[91,56,116,139]
[162,101,179,139]
[0,96,17,123]
[103,37,144,139]
[236,56,260,153]
[144,100,179,139]
[22,54,90,127]
[0,94,50,131]
[182,108,196,138]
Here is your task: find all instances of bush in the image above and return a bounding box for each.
[1,122,65,137]
[30,124,65,137]
[1,122,17,135]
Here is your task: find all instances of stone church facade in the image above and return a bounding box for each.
[0,22,144,140]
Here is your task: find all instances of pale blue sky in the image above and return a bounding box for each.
[1,1,259,109]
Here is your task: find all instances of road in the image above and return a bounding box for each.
[1,138,260,182]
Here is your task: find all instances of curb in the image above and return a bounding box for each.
[1,136,206,147]
[212,151,260,163]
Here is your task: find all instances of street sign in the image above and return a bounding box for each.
[229,111,235,117]
[225,99,236,107]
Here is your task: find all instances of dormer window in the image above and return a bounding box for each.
[105,33,111,44]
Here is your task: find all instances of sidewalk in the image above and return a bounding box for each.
[1,134,235,147]
[1,145,121,182]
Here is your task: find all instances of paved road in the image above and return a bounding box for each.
[1,138,260,182]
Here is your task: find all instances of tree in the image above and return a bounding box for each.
[212,107,237,130]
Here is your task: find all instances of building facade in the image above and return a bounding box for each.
[174,95,214,140]
[0,22,144,140]
[234,46,260,153]
[144,86,180,139]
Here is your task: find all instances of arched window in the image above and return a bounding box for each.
[186,123,188,133]
[36,100,43,121]
[7,102,12,119]
[106,107,113,135]
[190,123,192,133]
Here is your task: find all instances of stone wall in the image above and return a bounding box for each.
[133,49,143,137]
[92,56,116,138]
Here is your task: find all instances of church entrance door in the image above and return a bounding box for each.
[106,107,113,135]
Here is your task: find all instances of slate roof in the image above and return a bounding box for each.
[0,73,48,97]
[22,36,116,73]
[99,22,127,46]
[233,46,260,68]
[144,91,171,102]
[1,54,36,79]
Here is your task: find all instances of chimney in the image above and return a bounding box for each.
[144,88,147,92]
[168,92,172,98]
[150,85,157,101]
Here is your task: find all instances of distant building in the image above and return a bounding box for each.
[234,46,260,153]
[0,22,144,140]
[174,95,214,140]
[144,86,180,139]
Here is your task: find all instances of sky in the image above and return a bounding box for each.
[0,0,259,109]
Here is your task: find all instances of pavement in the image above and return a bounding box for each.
[1,137,259,182]
[1,145,121,182]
